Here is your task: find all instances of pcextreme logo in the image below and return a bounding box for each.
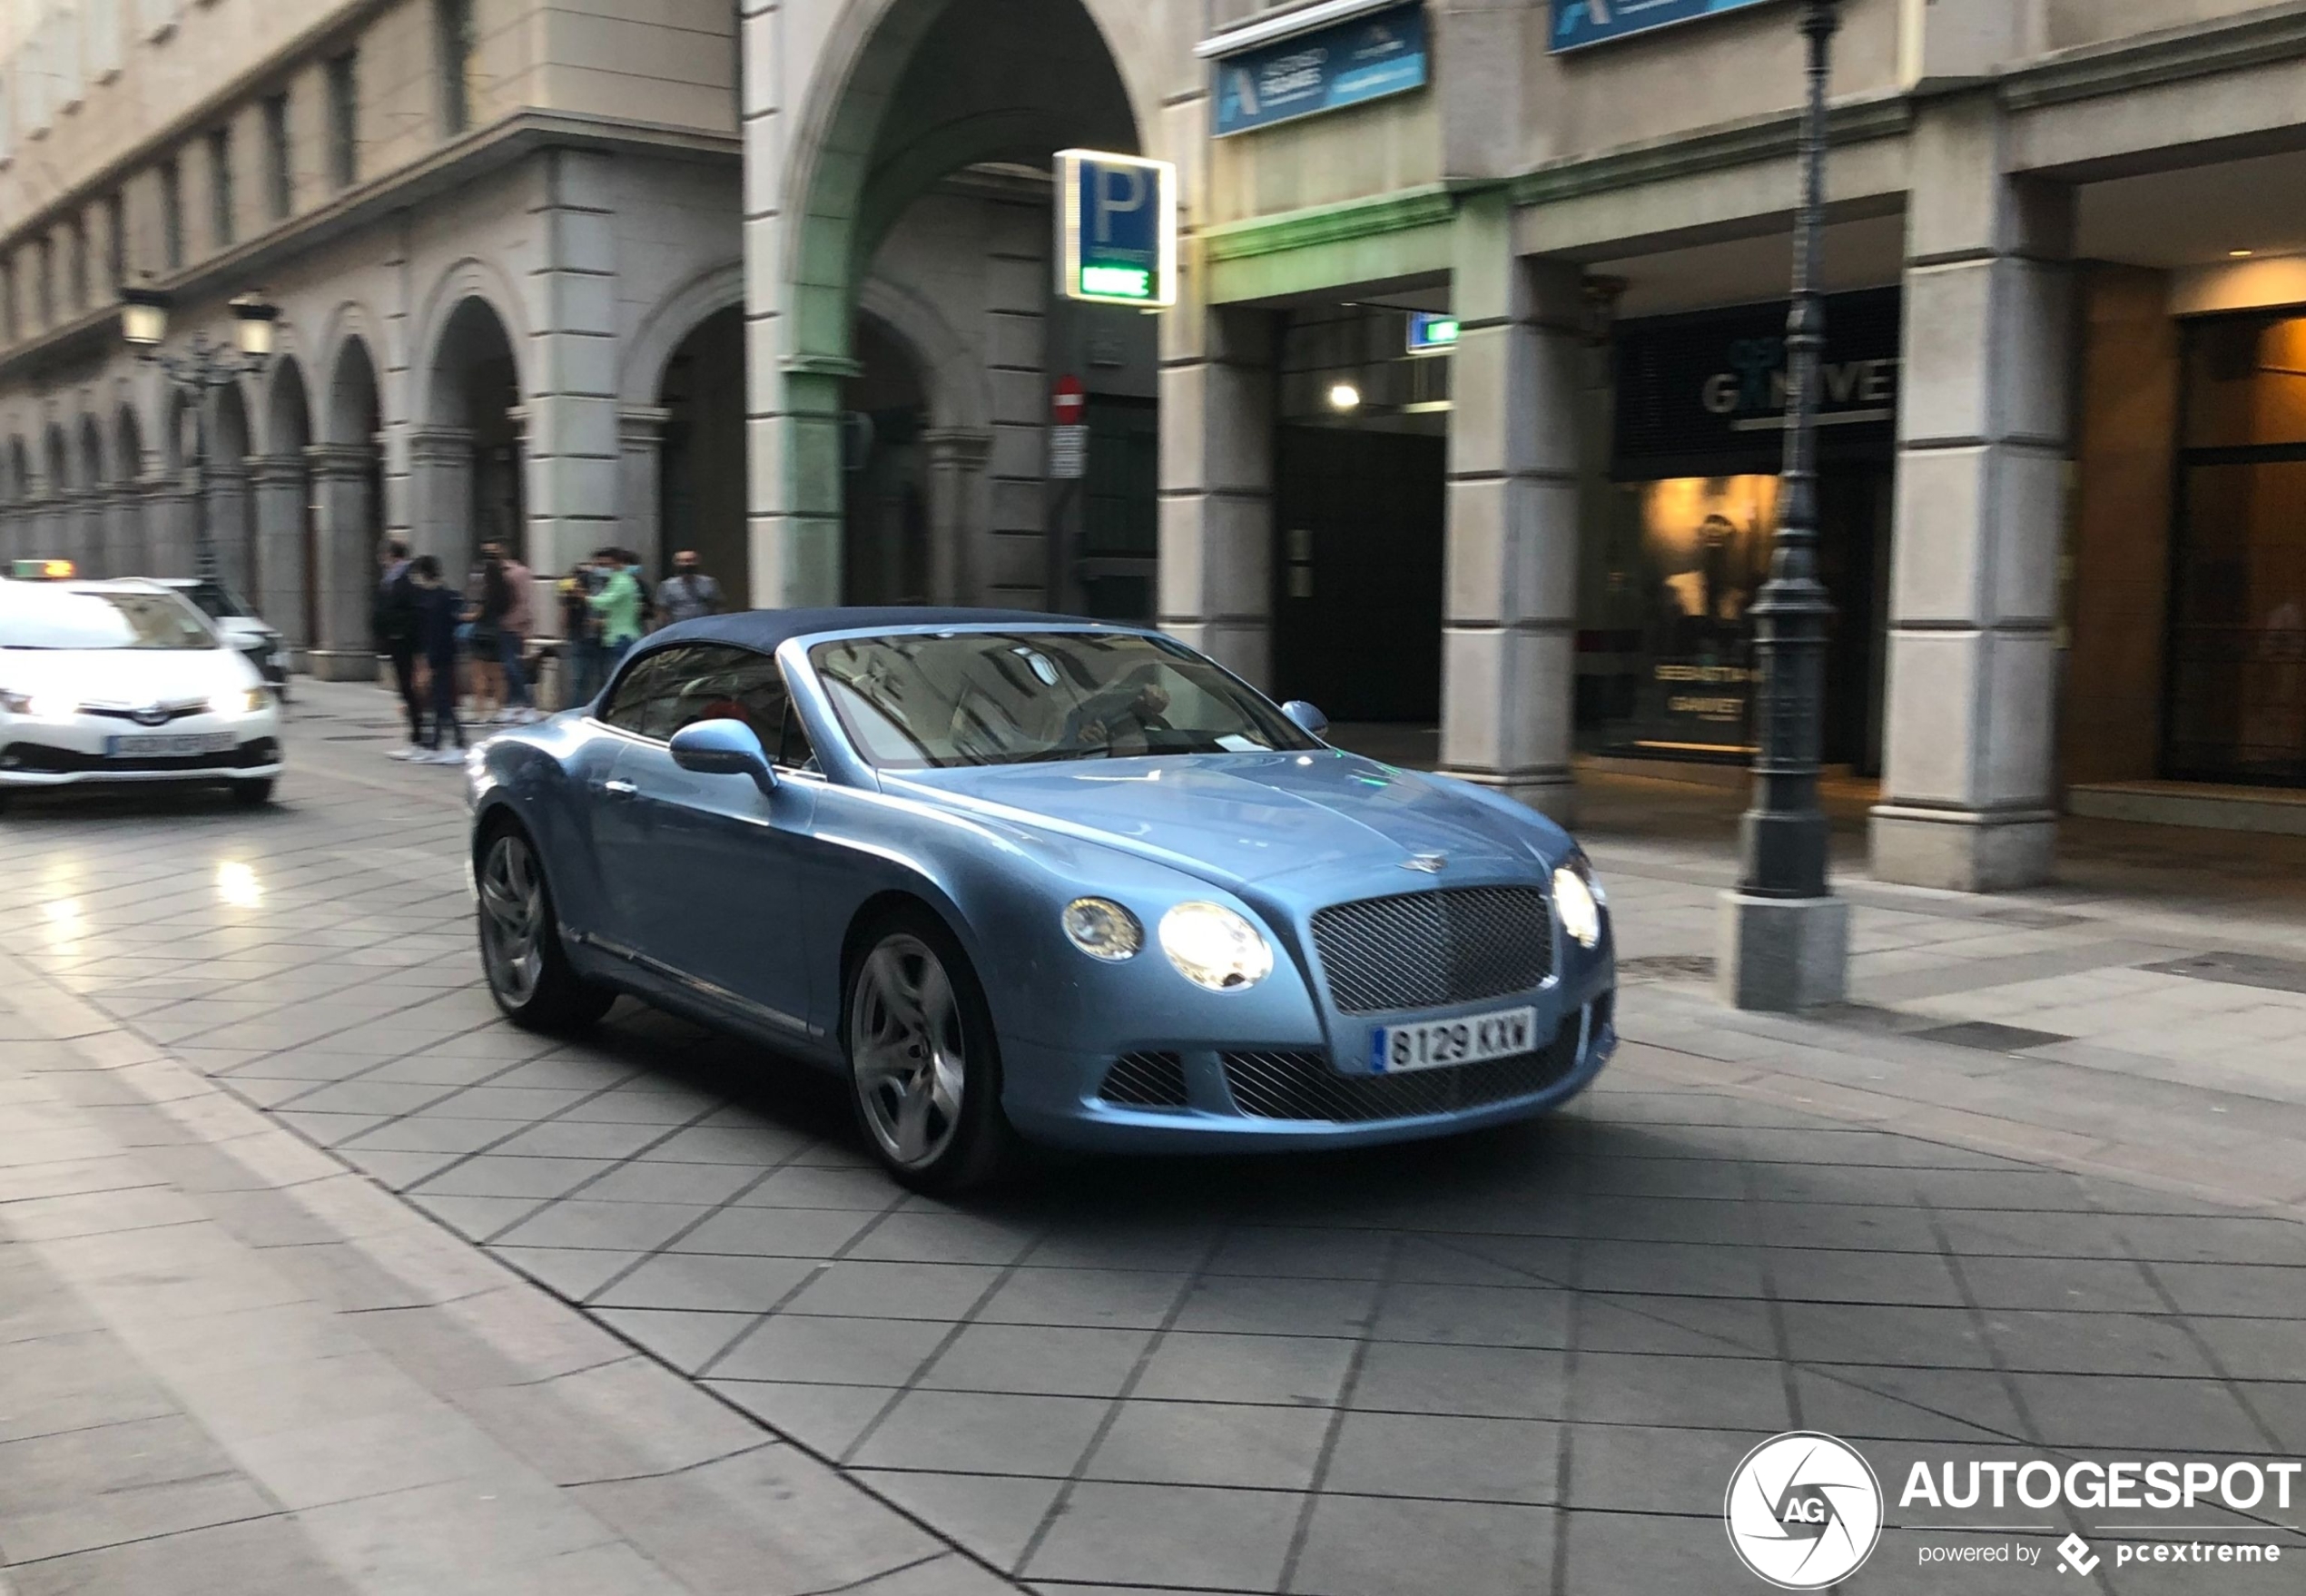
[1724,1432,1885,1590]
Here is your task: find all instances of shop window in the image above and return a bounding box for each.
[2166,312,2306,786]
[437,0,477,135]
[67,217,86,311]
[104,191,125,292]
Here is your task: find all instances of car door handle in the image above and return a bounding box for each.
[602,780,638,799]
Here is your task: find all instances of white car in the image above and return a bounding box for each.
[0,576,284,807]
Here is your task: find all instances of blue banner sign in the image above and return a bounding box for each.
[1550,0,1779,53]
[1056,150,1178,307]
[1212,4,1428,137]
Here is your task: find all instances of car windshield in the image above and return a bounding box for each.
[810,631,1321,769]
[0,588,220,651]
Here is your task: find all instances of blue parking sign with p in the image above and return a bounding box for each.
[1057,150,1177,308]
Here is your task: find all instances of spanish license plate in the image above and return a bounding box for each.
[1371,1005,1538,1073]
[105,732,234,758]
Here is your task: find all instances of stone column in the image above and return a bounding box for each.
[1158,300,1275,687]
[1871,96,2074,892]
[206,462,253,596]
[409,425,476,581]
[1438,196,1582,820]
[251,455,309,648]
[103,486,141,577]
[142,478,192,577]
[618,404,669,579]
[922,429,992,606]
[306,443,379,682]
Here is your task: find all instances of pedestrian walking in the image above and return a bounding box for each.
[655,549,723,628]
[466,551,510,724]
[587,547,645,674]
[374,539,426,759]
[495,542,538,721]
[560,557,605,705]
[409,556,468,762]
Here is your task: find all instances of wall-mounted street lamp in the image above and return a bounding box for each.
[119,288,278,579]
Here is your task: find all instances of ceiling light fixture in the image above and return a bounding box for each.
[1327,381,1361,411]
[2230,249,2256,260]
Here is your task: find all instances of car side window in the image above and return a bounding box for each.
[598,648,693,734]
[778,696,816,773]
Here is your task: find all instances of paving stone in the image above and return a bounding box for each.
[974,1266,1193,1330]
[1023,1481,1301,1590]
[1290,1493,1555,1596]
[1369,1282,1570,1348]
[2007,1372,2272,1452]
[590,1251,818,1313]
[3,1512,353,1596]
[1320,1411,1560,1504]
[1083,1398,1331,1490]
[853,1468,1066,1571]
[1171,1274,1382,1337]
[1981,1307,2217,1377]
[1132,1331,1356,1407]
[1567,1351,1792,1431]
[413,1154,617,1200]
[591,1306,754,1374]
[667,1205,882,1258]
[577,1159,764,1207]
[777,1259,1003,1319]
[491,1199,714,1253]
[920,1322,1156,1398]
[708,1381,897,1456]
[495,1245,652,1302]
[710,1313,951,1386]
[849,1388,1108,1474]
[1350,1342,1568,1421]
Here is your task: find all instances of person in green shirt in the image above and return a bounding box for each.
[586,548,645,666]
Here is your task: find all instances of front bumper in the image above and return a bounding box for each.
[1003,975,1618,1154]
[0,712,283,787]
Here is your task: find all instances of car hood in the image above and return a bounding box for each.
[0,646,258,702]
[888,751,1562,887]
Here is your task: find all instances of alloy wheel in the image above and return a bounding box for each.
[478,832,547,1005]
[850,933,966,1169]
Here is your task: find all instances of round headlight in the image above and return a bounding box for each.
[209,689,265,718]
[1552,863,1602,950]
[1062,897,1142,962]
[1158,901,1273,991]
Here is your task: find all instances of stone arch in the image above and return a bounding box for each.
[107,404,146,580]
[114,403,145,481]
[411,260,530,427]
[210,381,258,594]
[309,332,389,676]
[768,0,1144,606]
[324,335,383,448]
[855,275,990,441]
[417,292,525,575]
[44,422,71,495]
[621,261,744,409]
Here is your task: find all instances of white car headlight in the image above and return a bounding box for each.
[1158,901,1273,991]
[209,688,269,718]
[1062,897,1142,961]
[0,689,74,719]
[1552,862,1604,950]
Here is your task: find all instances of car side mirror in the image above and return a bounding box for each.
[1281,700,1330,737]
[669,718,777,796]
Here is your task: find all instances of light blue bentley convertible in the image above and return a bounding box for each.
[467,609,1616,1190]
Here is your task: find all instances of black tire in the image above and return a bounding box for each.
[476,820,616,1033]
[843,906,1018,1194]
[232,777,276,806]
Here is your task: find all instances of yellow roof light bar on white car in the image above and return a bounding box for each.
[7,558,76,580]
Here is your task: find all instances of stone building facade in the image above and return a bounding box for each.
[5,0,2305,886]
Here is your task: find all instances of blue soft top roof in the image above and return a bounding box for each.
[628,606,1107,664]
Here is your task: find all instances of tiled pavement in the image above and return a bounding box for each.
[0,680,2301,1594]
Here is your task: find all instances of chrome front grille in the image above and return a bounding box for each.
[1222,1019,1582,1123]
[1309,886,1553,1013]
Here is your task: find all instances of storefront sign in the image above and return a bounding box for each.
[1056,151,1177,307]
[1210,4,1428,137]
[1550,0,1780,53]
[1406,312,1459,354]
[1612,289,1902,477]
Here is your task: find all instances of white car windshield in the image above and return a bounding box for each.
[809,631,1321,769]
[0,587,221,651]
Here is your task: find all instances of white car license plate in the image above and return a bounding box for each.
[105,732,235,758]
[1371,1006,1538,1073]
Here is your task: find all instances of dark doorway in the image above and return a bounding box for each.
[1271,423,1446,723]
[1075,394,1157,621]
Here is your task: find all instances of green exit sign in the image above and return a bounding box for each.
[1407,312,1458,353]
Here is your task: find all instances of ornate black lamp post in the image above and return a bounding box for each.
[120,288,278,580]
[1720,0,1850,1010]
